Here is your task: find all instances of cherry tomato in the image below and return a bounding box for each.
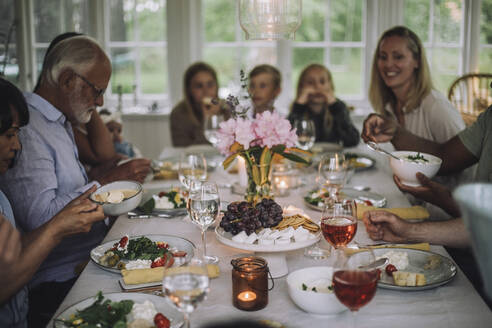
[151,254,167,268]
[166,256,175,268]
[154,313,170,328]
[172,251,187,257]
[158,191,167,198]
[385,264,397,276]
[118,236,129,248]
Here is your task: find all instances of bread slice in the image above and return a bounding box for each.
[392,271,426,287]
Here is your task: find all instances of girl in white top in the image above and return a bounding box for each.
[368,26,467,219]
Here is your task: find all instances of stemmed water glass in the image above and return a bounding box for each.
[162,257,210,328]
[293,119,316,150]
[318,151,348,201]
[332,249,379,327]
[204,114,225,147]
[304,152,348,259]
[178,153,207,190]
[188,181,220,264]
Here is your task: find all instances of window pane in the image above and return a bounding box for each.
[110,0,135,42]
[479,0,492,71]
[478,48,492,73]
[433,0,462,44]
[137,0,166,42]
[329,47,362,95]
[239,47,277,71]
[140,47,166,94]
[203,47,237,96]
[330,0,363,42]
[429,47,460,93]
[296,0,325,42]
[292,48,324,89]
[404,0,430,42]
[111,48,135,94]
[0,0,19,84]
[33,0,89,43]
[204,0,235,42]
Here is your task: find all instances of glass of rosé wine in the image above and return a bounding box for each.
[320,200,357,250]
[333,249,379,326]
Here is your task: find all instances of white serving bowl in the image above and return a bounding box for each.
[286,266,346,315]
[90,180,143,216]
[390,151,442,187]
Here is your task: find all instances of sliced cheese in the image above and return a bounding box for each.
[392,271,426,287]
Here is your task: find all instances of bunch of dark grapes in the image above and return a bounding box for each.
[220,198,283,235]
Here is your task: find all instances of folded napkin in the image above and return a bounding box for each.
[121,264,220,285]
[344,243,430,256]
[356,204,429,220]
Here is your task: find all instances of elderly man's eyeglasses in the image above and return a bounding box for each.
[73,72,105,99]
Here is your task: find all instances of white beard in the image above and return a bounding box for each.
[69,81,95,124]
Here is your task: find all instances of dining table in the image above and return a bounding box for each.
[49,142,492,328]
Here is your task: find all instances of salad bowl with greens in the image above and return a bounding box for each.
[390,151,442,187]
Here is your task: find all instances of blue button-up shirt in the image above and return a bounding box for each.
[0,92,107,287]
[0,191,28,328]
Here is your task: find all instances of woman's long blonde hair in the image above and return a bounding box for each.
[369,26,433,115]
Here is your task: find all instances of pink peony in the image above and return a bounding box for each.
[216,118,237,155]
[253,111,298,148]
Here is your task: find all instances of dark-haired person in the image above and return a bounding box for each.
[361,105,492,308]
[368,25,469,219]
[0,36,149,327]
[170,62,226,147]
[287,63,359,146]
[0,78,105,328]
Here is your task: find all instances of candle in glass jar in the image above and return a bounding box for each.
[237,291,257,302]
[274,176,290,196]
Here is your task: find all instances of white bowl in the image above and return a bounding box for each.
[90,180,143,216]
[286,266,346,315]
[390,151,442,187]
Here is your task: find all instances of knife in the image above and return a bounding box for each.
[127,212,172,219]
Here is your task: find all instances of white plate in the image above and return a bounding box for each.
[304,187,387,211]
[344,152,375,171]
[53,292,183,328]
[90,234,195,274]
[359,248,457,291]
[215,226,320,253]
[137,187,188,216]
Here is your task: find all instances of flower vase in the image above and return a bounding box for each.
[245,162,272,204]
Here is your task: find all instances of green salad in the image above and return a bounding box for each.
[56,291,134,328]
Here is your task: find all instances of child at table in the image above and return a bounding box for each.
[248,64,282,117]
[99,109,142,158]
[288,63,359,147]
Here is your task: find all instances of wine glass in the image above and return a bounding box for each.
[188,181,220,264]
[318,151,348,201]
[333,249,379,326]
[293,119,316,150]
[162,257,210,328]
[178,153,207,190]
[204,114,225,147]
[320,200,357,250]
[304,152,348,259]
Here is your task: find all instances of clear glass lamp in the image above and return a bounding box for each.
[239,0,302,40]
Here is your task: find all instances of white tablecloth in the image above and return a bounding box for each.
[49,144,492,328]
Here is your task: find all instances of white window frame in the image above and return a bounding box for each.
[11,0,485,114]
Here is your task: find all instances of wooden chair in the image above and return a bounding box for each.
[448,73,492,126]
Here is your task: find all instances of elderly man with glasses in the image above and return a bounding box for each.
[0,36,151,327]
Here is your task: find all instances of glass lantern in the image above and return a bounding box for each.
[239,0,302,40]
